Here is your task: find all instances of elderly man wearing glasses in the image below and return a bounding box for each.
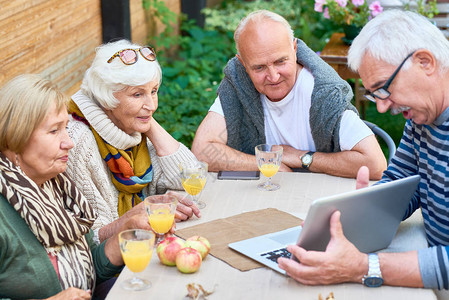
[192,10,387,180]
[278,10,449,293]
[66,39,200,245]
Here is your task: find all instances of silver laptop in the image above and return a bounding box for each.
[228,175,420,274]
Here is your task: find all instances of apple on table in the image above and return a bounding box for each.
[184,235,211,259]
[156,236,185,266]
[176,247,202,274]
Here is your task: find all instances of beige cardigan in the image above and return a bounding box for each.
[66,91,197,233]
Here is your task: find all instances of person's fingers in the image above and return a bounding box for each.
[190,203,201,218]
[329,210,344,239]
[178,193,194,206]
[175,210,189,221]
[176,203,193,217]
[180,193,201,218]
[356,166,370,189]
[287,244,329,268]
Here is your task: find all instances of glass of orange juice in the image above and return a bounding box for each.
[179,161,208,209]
[255,144,283,191]
[145,194,177,244]
[119,229,155,291]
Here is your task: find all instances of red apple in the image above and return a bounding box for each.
[184,236,211,259]
[176,247,202,273]
[156,236,184,266]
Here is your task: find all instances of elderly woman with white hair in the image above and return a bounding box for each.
[67,40,200,245]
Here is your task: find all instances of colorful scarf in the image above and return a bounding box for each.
[0,152,97,291]
[69,100,153,216]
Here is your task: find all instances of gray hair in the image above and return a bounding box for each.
[234,10,294,55]
[81,39,162,110]
[348,10,449,73]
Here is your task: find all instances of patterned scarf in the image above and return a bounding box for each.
[69,100,153,216]
[0,152,97,291]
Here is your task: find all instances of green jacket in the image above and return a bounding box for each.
[0,194,122,299]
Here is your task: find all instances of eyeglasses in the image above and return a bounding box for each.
[107,46,156,65]
[364,51,415,103]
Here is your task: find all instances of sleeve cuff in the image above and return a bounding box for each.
[94,241,124,283]
[418,247,440,289]
[92,228,101,245]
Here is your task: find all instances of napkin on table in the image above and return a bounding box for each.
[175,208,302,271]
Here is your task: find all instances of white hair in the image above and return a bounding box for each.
[348,10,449,73]
[234,10,294,55]
[81,39,162,109]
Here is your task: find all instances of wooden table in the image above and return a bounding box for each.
[320,33,366,118]
[107,172,436,300]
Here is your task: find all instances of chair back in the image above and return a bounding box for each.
[363,120,396,165]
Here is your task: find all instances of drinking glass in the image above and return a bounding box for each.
[119,229,155,291]
[179,161,208,209]
[145,194,177,244]
[255,144,283,191]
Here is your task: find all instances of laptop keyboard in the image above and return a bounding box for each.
[260,247,291,263]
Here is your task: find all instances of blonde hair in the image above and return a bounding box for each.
[0,74,68,153]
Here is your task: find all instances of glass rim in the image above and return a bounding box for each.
[118,228,155,239]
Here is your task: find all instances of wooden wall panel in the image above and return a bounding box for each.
[130,0,180,46]
[0,0,102,95]
[0,0,180,95]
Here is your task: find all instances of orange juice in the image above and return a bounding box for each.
[259,163,279,178]
[182,176,206,196]
[148,207,175,234]
[122,241,153,273]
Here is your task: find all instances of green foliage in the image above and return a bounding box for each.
[324,0,373,27]
[142,0,177,33]
[203,0,339,52]
[148,16,235,146]
[404,0,439,19]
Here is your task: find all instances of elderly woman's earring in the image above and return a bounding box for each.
[15,154,21,170]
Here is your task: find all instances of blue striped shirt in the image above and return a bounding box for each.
[379,108,449,289]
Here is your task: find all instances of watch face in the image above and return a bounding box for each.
[364,276,384,287]
[302,154,312,165]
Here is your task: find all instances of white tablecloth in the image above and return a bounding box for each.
[107,172,436,300]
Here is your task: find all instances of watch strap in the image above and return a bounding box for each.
[362,253,383,287]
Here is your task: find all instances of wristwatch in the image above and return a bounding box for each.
[300,151,315,170]
[362,253,384,287]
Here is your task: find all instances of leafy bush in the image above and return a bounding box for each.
[203,0,339,52]
[147,17,235,146]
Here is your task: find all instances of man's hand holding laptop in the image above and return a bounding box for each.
[278,210,368,285]
[277,166,422,288]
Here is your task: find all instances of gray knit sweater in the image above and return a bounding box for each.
[217,39,357,155]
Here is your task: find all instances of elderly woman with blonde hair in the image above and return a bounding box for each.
[0,74,124,299]
[67,39,200,245]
